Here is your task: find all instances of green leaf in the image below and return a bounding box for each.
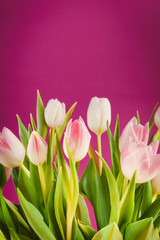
[92,222,123,240]
[78,221,96,240]
[10,228,21,240]
[44,130,54,200]
[52,102,77,157]
[47,181,62,239]
[118,171,136,230]
[149,102,159,128]
[132,184,143,222]
[0,230,7,240]
[76,194,91,226]
[80,158,111,230]
[140,196,160,220]
[28,124,32,137]
[17,189,56,240]
[141,181,152,216]
[0,189,16,231]
[154,214,160,228]
[30,113,37,131]
[29,162,43,205]
[107,122,120,178]
[18,168,46,220]
[0,164,7,188]
[36,90,47,139]
[17,115,29,149]
[54,168,66,240]
[97,153,120,224]
[114,114,120,149]
[72,217,85,240]
[137,111,140,124]
[5,199,30,232]
[125,218,157,240]
[116,171,124,200]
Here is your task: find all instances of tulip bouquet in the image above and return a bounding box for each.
[0,91,160,240]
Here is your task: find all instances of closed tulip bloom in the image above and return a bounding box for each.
[121,138,160,183]
[154,106,160,129]
[27,131,48,166]
[44,99,66,129]
[87,97,111,135]
[119,117,149,152]
[63,117,91,162]
[0,127,25,168]
[151,173,160,194]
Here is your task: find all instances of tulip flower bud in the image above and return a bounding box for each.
[87,97,111,135]
[27,131,48,166]
[151,173,160,194]
[0,127,25,168]
[63,117,91,162]
[44,99,66,129]
[154,106,160,129]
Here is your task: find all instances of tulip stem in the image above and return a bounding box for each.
[51,128,55,158]
[38,164,46,204]
[75,162,79,174]
[21,164,30,178]
[97,134,102,175]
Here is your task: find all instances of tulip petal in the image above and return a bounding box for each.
[119,117,137,152]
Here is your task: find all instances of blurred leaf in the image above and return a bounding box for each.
[18,189,56,240]
[132,184,143,222]
[10,228,21,240]
[0,230,7,240]
[78,221,96,240]
[28,124,32,137]
[118,171,136,231]
[47,181,62,240]
[36,90,47,139]
[116,171,124,200]
[76,194,91,226]
[54,168,66,240]
[140,196,160,220]
[80,158,111,230]
[88,145,99,174]
[17,115,29,149]
[125,217,158,240]
[97,153,120,224]
[154,214,160,228]
[107,122,120,178]
[0,189,16,231]
[92,222,122,240]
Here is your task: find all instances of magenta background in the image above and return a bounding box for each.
[1,0,160,230]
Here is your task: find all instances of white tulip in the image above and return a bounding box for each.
[87,97,111,135]
[151,173,160,194]
[154,106,160,129]
[44,99,66,129]
[27,131,48,166]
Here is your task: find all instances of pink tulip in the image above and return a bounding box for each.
[0,127,25,168]
[121,137,160,183]
[27,131,48,166]
[119,117,149,152]
[63,117,91,162]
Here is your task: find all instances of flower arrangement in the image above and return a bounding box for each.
[0,91,160,240]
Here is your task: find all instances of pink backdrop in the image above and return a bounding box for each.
[1,0,160,229]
